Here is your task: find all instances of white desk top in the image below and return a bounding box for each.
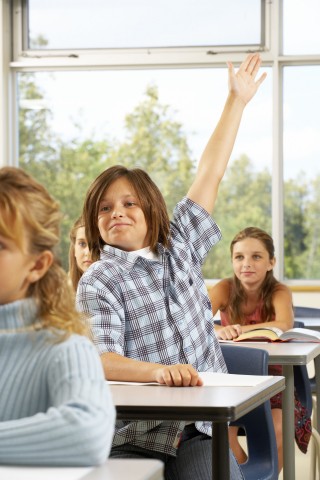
[110,376,285,423]
[0,459,164,480]
[224,341,320,365]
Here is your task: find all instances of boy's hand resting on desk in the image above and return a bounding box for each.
[154,363,204,387]
[215,324,243,341]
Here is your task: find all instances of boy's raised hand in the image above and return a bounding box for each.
[228,53,267,105]
[187,52,267,215]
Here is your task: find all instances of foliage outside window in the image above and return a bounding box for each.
[9,0,320,281]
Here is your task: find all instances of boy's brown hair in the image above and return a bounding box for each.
[83,165,170,261]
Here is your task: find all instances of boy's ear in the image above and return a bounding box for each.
[267,256,276,271]
[27,251,54,284]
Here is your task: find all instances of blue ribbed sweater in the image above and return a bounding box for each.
[0,298,115,466]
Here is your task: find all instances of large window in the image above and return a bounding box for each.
[17,65,271,275]
[283,66,320,279]
[283,0,320,54]
[3,0,320,281]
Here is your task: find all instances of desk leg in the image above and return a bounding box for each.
[314,354,320,431]
[283,365,295,480]
[212,422,230,480]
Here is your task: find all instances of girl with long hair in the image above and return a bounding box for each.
[209,226,311,472]
[0,167,115,466]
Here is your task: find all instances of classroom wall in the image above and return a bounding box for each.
[290,289,320,309]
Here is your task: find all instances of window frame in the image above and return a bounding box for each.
[13,0,269,68]
[2,0,320,285]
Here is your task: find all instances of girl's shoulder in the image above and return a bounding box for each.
[46,333,101,366]
[272,281,293,300]
[208,278,232,310]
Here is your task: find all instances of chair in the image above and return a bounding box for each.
[294,306,320,318]
[217,318,320,477]
[293,352,320,480]
[220,344,278,480]
[294,307,320,394]
[293,318,320,479]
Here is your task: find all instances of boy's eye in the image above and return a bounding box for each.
[100,205,111,212]
[234,255,243,260]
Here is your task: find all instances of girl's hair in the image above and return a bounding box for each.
[228,226,280,325]
[83,165,170,260]
[0,167,87,337]
[68,216,85,291]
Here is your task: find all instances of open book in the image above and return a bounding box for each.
[230,326,320,343]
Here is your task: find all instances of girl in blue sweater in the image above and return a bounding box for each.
[0,167,115,466]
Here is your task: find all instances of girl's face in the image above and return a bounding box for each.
[74,226,93,273]
[97,177,150,252]
[0,234,38,305]
[232,237,275,289]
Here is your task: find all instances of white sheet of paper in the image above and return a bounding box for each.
[108,372,272,387]
[0,466,93,480]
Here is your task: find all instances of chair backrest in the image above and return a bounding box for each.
[220,344,278,480]
[294,306,320,318]
[294,320,305,328]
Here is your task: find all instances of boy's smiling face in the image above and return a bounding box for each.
[97,177,150,252]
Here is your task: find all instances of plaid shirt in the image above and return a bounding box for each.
[77,197,227,456]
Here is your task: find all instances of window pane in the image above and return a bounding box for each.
[283,0,320,54]
[28,0,262,50]
[17,66,271,276]
[283,66,320,280]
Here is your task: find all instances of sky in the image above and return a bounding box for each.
[29,0,260,49]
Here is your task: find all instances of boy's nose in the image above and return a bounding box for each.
[112,208,124,218]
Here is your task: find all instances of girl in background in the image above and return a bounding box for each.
[0,167,115,466]
[69,216,93,291]
[209,226,311,472]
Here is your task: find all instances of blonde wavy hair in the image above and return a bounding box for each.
[0,167,88,338]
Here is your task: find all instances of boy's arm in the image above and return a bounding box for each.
[101,352,203,387]
[187,53,267,214]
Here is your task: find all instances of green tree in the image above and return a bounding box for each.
[299,174,320,278]
[202,155,272,278]
[19,82,195,268]
[107,84,195,215]
[50,138,112,263]
[18,73,110,267]
[18,74,319,280]
[283,177,308,279]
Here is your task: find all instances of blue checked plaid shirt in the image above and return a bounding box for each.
[77,197,227,456]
